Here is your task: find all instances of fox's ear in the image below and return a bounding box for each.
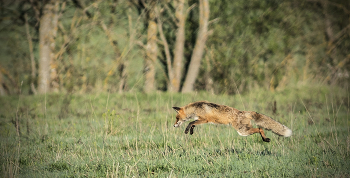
[172,107,181,113]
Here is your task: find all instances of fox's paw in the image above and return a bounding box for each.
[190,125,195,135]
[263,138,271,142]
[184,127,190,134]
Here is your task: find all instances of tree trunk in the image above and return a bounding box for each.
[100,20,124,92]
[182,0,209,93]
[323,1,335,44]
[144,5,158,93]
[205,52,213,93]
[118,8,134,94]
[38,0,56,94]
[157,13,174,92]
[50,1,60,92]
[25,13,37,95]
[168,0,186,92]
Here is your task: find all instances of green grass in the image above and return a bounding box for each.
[0,84,349,177]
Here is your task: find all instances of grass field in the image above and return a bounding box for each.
[0,84,349,177]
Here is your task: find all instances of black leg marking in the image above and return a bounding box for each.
[185,123,193,134]
[190,125,195,135]
[263,137,271,142]
[185,121,198,134]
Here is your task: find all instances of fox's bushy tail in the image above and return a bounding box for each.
[251,112,292,137]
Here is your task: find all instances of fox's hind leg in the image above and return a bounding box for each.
[256,128,270,142]
[237,127,270,142]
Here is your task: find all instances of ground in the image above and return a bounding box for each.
[0,84,349,177]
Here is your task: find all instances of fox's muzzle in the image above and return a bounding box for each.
[174,121,182,127]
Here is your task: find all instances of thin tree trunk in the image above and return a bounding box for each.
[205,52,213,93]
[100,20,123,92]
[157,15,174,91]
[144,5,158,93]
[25,13,37,95]
[50,1,60,92]
[182,0,209,93]
[118,8,134,94]
[169,0,186,92]
[323,1,335,43]
[38,0,55,94]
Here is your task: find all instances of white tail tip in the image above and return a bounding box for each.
[284,128,292,137]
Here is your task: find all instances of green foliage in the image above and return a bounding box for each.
[205,0,350,94]
[0,85,349,177]
[0,0,349,94]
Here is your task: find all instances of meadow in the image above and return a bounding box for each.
[0,84,349,177]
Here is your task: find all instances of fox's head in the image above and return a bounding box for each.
[172,107,186,127]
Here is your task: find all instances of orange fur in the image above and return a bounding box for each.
[173,101,292,142]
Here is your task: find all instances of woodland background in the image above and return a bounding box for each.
[0,0,349,95]
[1,1,350,177]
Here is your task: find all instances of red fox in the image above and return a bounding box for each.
[172,101,292,142]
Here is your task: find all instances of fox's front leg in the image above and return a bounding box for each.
[185,119,207,135]
[185,122,195,135]
[190,125,195,135]
[185,125,195,135]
